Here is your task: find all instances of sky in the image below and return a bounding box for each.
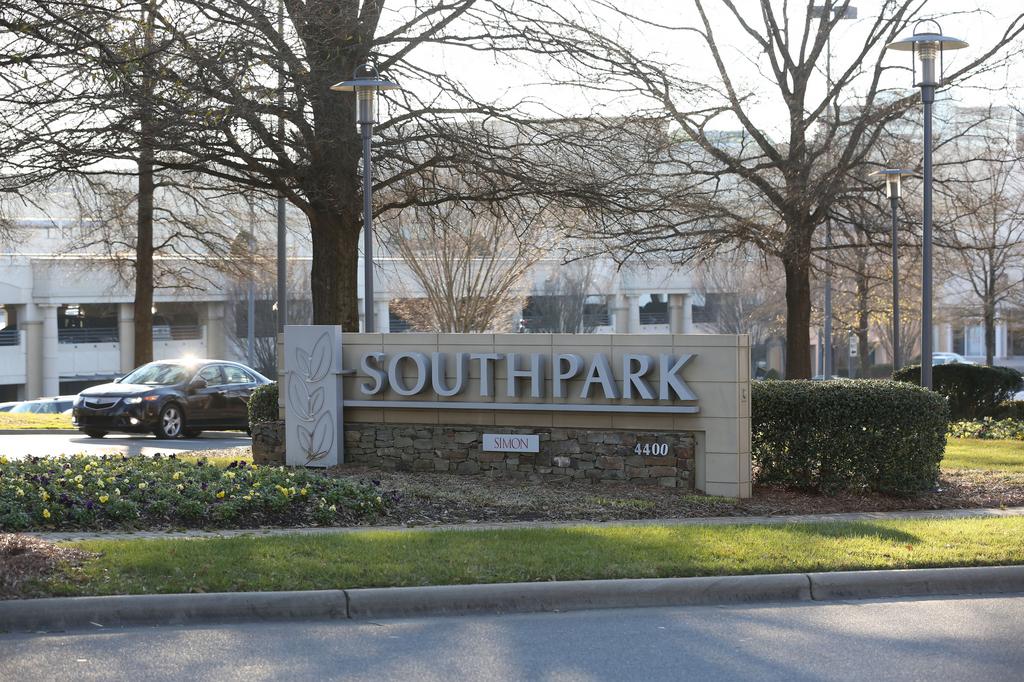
[406,0,1024,134]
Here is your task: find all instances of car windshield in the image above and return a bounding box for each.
[121,363,190,386]
[10,402,43,413]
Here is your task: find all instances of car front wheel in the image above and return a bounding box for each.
[155,403,185,439]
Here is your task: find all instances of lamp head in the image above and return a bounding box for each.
[331,63,400,125]
[886,20,967,87]
[870,168,917,199]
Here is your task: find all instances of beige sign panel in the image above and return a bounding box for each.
[284,328,751,497]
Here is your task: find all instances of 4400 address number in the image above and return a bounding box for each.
[633,443,671,457]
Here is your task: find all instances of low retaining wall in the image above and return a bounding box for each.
[254,420,695,487]
[346,424,694,487]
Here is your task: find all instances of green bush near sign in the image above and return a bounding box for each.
[893,363,1023,420]
[248,382,279,429]
[752,380,948,495]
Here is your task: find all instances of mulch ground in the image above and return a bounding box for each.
[0,534,95,599]
[324,465,1024,527]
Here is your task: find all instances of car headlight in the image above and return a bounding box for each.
[124,396,143,404]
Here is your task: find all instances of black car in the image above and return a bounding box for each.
[72,359,272,439]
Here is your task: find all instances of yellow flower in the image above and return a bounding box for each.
[328,505,336,512]
[15,488,24,497]
[74,475,83,483]
[225,471,236,479]
[0,455,8,464]
[77,483,84,490]
[97,479,105,488]
[42,509,51,519]
[99,495,109,504]
[114,488,121,496]
[172,471,182,481]
[40,490,49,501]
[300,488,308,496]
[216,490,225,499]
[138,482,147,490]
[176,484,184,491]
[242,495,252,501]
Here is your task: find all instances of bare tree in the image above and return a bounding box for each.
[937,109,1024,365]
[524,260,603,333]
[503,0,1024,378]
[383,202,548,333]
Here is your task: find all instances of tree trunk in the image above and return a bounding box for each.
[857,258,871,377]
[308,204,360,330]
[984,301,996,366]
[133,3,156,367]
[782,251,812,379]
[134,146,154,366]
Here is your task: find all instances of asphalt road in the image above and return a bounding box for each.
[2,595,1022,681]
[0,432,250,459]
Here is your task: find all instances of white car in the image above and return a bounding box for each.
[932,352,975,366]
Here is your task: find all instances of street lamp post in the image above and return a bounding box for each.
[331,63,399,333]
[886,22,967,388]
[870,168,915,371]
[811,3,857,380]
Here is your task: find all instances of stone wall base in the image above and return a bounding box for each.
[345,423,695,488]
[251,420,285,465]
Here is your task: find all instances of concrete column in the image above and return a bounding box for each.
[20,304,43,399]
[40,303,59,397]
[118,303,135,373]
[767,339,784,374]
[205,302,226,359]
[358,299,366,332]
[610,295,628,333]
[375,300,390,333]
[668,294,693,334]
[627,295,641,332]
[996,321,1007,360]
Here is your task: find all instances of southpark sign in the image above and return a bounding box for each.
[351,351,699,412]
[282,327,752,498]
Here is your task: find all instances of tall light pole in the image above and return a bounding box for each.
[886,22,967,388]
[331,63,399,333]
[275,0,287,334]
[811,3,857,379]
[870,169,915,371]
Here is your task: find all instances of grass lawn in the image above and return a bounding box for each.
[0,412,74,430]
[945,438,1024,472]
[38,517,1024,597]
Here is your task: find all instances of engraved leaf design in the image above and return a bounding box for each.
[295,347,311,379]
[308,332,332,382]
[288,377,314,422]
[304,412,334,466]
[297,423,313,454]
[309,386,325,415]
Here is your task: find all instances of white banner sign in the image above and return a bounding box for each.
[482,433,540,453]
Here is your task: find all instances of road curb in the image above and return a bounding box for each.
[2,566,1023,633]
[0,429,75,435]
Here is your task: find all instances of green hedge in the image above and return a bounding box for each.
[752,380,949,495]
[893,364,1023,420]
[248,383,279,428]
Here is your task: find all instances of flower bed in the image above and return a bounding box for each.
[949,418,1024,441]
[0,454,390,531]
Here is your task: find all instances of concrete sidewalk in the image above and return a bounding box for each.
[25,504,1024,543]
[2,565,1023,633]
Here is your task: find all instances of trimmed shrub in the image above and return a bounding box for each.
[993,400,1024,420]
[752,380,949,495]
[248,382,279,428]
[893,364,1023,420]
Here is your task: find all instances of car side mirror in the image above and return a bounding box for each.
[112,377,122,384]
[190,377,207,391]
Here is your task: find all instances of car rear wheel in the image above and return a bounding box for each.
[155,403,185,439]
[84,430,107,439]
